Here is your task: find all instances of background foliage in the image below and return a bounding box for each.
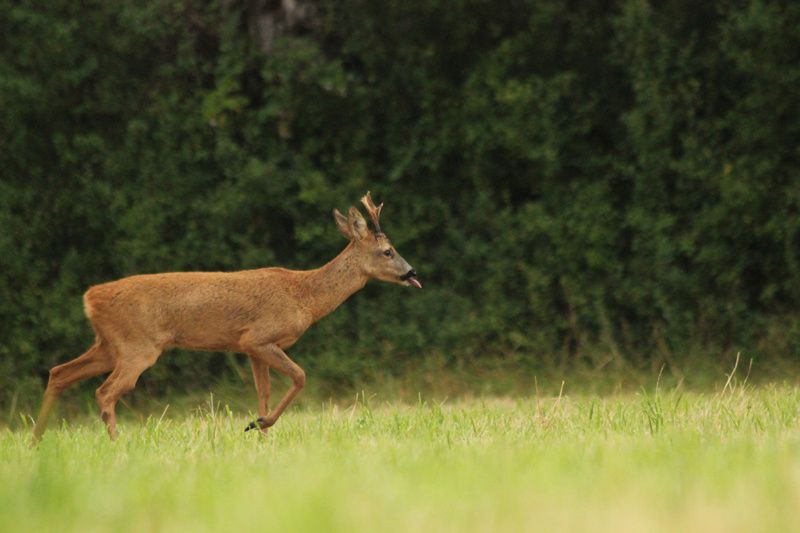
[1,0,799,405]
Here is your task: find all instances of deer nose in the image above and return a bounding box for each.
[400,269,417,281]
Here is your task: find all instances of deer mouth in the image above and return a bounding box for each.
[400,269,422,288]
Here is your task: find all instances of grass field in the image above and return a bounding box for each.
[2,382,800,532]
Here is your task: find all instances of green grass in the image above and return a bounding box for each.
[2,383,800,532]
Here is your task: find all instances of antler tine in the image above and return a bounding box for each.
[360,191,384,234]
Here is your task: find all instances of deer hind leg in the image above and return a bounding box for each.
[248,356,271,435]
[32,339,114,444]
[243,343,305,432]
[95,346,160,440]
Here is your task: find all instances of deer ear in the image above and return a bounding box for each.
[348,206,370,240]
[333,209,353,240]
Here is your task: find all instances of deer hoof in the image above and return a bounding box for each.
[244,420,259,432]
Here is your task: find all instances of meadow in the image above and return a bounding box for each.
[2,377,799,533]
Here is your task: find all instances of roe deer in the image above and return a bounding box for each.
[32,192,421,442]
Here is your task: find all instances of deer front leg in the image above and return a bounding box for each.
[248,356,271,435]
[243,343,305,433]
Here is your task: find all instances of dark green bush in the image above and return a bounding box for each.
[1,0,798,406]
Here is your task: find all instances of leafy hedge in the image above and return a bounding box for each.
[1,0,799,402]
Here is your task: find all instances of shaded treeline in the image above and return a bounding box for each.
[1,0,799,403]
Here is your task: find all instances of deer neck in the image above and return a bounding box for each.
[303,242,369,322]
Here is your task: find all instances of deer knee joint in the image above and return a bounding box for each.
[47,368,66,393]
[95,386,109,406]
[293,368,306,389]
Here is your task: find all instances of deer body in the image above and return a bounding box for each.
[32,193,419,442]
[84,243,367,354]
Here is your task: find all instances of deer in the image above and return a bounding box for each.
[31,192,421,442]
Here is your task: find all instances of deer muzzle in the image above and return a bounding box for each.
[400,269,422,288]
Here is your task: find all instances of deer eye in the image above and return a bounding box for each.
[383,249,393,257]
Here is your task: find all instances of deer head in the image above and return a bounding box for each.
[333,192,422,288]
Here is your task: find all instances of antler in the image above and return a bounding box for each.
[360,191,384,235]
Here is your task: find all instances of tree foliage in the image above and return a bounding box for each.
[1,0,799,402]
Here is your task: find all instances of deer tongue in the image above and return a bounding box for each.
[408,278,422,289]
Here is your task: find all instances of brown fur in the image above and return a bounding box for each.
[32,195,419,442]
